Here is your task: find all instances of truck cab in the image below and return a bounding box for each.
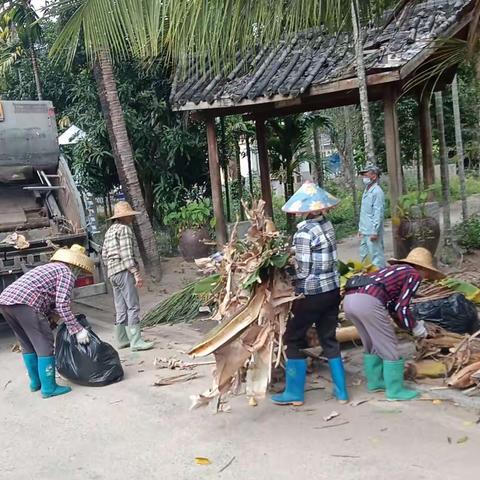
[0,100,106,319]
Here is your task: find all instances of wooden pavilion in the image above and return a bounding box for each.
[170,0,476,255]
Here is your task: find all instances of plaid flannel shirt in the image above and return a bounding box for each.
[102,222,139,278]
[345,264,421,330]
[0,262,82,334]
[292,215,339,295]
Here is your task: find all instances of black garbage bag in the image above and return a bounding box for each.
[412,293,480,334]
[55,314,124,386]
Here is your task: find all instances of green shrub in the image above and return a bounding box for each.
[454,214,480,252]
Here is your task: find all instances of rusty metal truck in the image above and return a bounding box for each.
[0,100,106,317]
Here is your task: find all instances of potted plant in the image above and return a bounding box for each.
[164,198,215,261]
[394,191,440,259]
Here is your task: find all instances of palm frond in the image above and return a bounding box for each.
[48,0,399,73]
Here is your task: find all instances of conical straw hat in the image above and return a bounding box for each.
[282,181,339,214]
[389,247,445,280]
[50,244,95,274]
[109,201,141,220]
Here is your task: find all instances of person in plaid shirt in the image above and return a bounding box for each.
[0,245,94,398]
[343,247,445,401]
[102,201,153,352]
[271,181,348,406]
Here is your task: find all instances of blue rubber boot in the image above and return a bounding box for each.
[22,353,41,392]
[272,359,307,406]
[38,356,72,399]
[328,357,349,403]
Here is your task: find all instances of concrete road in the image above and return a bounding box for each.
[1,300,479,480]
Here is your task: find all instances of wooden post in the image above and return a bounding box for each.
[206,117,228,246]
[419,94,435,192]
[255,118,274,218]
[245,135,254,197]
[383,86,403,258]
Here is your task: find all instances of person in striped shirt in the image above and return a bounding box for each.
[344,247,445,401]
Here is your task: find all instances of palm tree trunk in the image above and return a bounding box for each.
[351,0,376,164]
[451,75,468,220]
[343,106,358,221]
[93,50,160,279]
[434,92,451,234]
[30,46,42,100]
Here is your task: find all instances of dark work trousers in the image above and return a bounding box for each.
[284,288,341,359]
[0,304,54,356]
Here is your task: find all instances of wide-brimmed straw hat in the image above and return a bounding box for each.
[282,181,339,214]
[389,247,445,280]
[50,244,95,274]
[109,201,141,220]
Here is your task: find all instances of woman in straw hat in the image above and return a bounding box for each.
[0,244,94,398]
[272,181,348,406]
[102,201,153,352]
[343,247,445,401]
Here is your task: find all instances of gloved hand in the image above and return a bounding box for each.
[412,320,427,338]
[76,328,90,345]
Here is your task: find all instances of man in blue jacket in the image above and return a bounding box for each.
[358,164,386,269]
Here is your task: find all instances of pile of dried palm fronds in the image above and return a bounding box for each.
[188,200,296,409]
[413,324,480,391]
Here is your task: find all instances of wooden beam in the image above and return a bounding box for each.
[383,86,403,258]
[175,70,400,113]
[419,93,435,193]
[205,117,228,246]
[255,118,274,218]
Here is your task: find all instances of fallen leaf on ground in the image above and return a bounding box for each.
[153,372,198,386]
[457,436,469,444]
[432,399,442,405]
[350,399,369,407]
[195,457,211,465]
[323,411,340,422]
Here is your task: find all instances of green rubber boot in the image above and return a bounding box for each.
[115,324,130,349]
[364,354,385,392]
[38,356,72,399]
[383,359,418,401]
[126,325,154,352]
[22,353,41,392]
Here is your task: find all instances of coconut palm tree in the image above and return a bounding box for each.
[0,0,43,99]
[47,2,162,277]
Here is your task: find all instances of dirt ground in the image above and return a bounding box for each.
[1,196,480,480]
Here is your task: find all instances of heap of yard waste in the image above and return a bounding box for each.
[142,203,480,405]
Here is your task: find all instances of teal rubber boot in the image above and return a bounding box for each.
[383,359,418,401]
[272,359,307,406]
[115,324,130,349]
[38,356,72,399]
[22,353,41,392]
[328,357,349,403]
[364,354,385,392]
[126,325,154,352]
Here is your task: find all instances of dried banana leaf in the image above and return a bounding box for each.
[188,286,267,358]
[448,361,480,389]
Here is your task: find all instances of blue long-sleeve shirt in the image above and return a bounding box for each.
[359,183,385,236]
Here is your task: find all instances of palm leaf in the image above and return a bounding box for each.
[48,0,399,72]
